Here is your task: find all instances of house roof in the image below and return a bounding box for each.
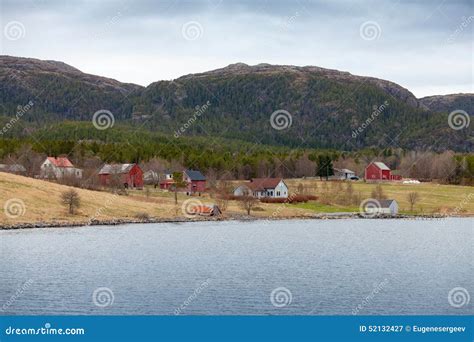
[379,199,397,208]
[335,168,355,174]
[248,178,283,191]
[372,162,390,171]
[47,157,74,168]
[184,169,206,181]
[99,163,135,175]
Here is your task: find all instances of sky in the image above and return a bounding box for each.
[0,0,472,97]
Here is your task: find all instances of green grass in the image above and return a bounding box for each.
[292,202,358,213]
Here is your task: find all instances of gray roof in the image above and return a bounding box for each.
[373,162,390,170]
[335,168,355,174]
[99,163,135,175]
[184,169,206,181]
[379,199,397,208]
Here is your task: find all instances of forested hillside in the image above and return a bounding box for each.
[0,56,472,153]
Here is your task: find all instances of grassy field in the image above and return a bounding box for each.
[283,178,474,214]
[1,172,472,226]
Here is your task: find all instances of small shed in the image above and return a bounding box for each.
[379,199,399,215]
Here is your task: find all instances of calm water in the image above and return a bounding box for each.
[0,219,472,315]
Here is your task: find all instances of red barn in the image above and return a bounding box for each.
[365,162,402,181]
[98,163,144,189]
[183,169,206,193]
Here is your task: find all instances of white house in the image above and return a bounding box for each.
[234,178,289,199]
[40,157,82,179]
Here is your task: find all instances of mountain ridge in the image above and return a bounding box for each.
[0,55,472,152]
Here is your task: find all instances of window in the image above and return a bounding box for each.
[277,191,280,196]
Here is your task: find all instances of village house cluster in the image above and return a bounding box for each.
[0,156,408,214]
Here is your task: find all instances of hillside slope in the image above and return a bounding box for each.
[0,56,472,151]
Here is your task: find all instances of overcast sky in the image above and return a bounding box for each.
[0,0,472,97]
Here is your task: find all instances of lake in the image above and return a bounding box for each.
[0,218,472,315]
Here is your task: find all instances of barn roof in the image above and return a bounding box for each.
[47,157,74,168]
[379,199,397,208]
[372,162,390,170]
[248,178,283,191]
[99,163,135,175]
[184,169,206,181]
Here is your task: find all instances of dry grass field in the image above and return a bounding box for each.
[1,172,472,226]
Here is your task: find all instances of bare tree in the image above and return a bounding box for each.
[238,189,259,215]
[407,192,420,211]
[60,189,81,215]
[371,184,386,200]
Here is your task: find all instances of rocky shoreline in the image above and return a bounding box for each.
[0,213,458,230]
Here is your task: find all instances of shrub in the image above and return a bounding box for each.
[135,212,151,220]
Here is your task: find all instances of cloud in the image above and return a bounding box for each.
[0,0,472,97]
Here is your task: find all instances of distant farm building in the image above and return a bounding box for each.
[183,170,206,193]
[379,199,399,215]
[234,178,289,199]
[143,170,159,185]
[159,170,207,193]
[364,162,402,181]
[332,168,356,180]
[159,171,175,190]
[40,157,82,179]
[0,164,26,175]
[98,163,143,189]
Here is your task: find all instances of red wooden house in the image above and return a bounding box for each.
[98,163,144,189]
[184,169,206,193]
[365,162,402,181]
